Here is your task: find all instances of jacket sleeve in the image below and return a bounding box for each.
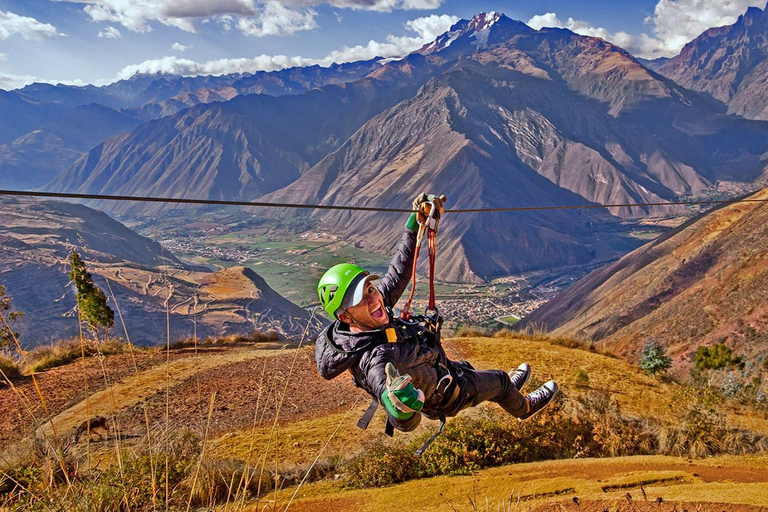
[377,227,418,310]
[364,346,422,432]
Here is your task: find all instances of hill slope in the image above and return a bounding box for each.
[520,187,768,364]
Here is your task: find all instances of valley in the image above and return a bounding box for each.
[149,216,674,328]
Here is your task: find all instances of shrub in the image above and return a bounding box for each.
[26,338,128,373]
[170,329,281,349]
[27,341,82,372]
[693,343,743,372]
[0,284,23,351]
[344,386,768,489]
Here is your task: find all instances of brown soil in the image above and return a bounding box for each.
[112,347,357,438]
[0,348,193,446]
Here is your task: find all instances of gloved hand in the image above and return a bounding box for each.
[412,193,447,223]
[381,362,424,420]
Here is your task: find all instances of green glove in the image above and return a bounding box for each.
[381,362,424,420]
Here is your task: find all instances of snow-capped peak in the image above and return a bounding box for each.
[468,12,503,32]
[416,12,532,56]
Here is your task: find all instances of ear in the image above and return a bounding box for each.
[337,311,352,324]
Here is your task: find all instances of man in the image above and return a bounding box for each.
[315,193,558,435]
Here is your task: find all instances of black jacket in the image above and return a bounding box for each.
[315,227,453,432]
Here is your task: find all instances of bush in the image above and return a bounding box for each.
[0,354,20,381]
[170,330,282,349]
[693,343,743,372]
[344,386,768,489]
[25,338,129,373]
[455,327,489,338]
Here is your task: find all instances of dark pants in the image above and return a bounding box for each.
[436,363,528,418]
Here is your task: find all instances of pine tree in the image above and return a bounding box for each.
[639,338,672,377]
[0,285,23,352]
[69,251,114,342]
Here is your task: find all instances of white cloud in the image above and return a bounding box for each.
[172,42,190,51]
[643,0,766,57]
[325,0,443,12]
[237,2,317,36]
[405,13,457,40]
[529,2,768,60]
[58,0,444,35]
[528,12,634,52]
[98,25,122,38]
[0,10,63,40]
[114,13,456,80]
[0,53,6,61]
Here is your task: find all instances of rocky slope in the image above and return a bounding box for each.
[0,104,142,190]
[657,3,768,120]
[0,198,321,346]
[520,187,768,365]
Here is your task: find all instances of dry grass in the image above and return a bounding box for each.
[0,354,20,380]
[169,329,281,350]
[26,338,127,373]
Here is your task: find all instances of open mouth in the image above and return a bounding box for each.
[371,305,384,320]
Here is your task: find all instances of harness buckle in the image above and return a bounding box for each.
[423,307,442,333]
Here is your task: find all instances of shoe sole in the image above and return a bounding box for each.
[517,386,558,423]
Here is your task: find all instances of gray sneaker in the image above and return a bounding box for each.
[508,362,530,391]
[518,380,558,422]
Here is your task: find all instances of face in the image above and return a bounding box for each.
[338,279,388,331]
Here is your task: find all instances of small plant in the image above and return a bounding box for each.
[574,368,589,387]
[68,251,114,342]
[456,327,489,338]
[639,338,671,377]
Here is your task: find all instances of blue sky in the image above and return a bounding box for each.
[0,0,765,90]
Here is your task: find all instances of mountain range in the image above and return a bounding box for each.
[6,8,768,283]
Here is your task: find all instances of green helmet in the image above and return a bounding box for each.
[318,263,378,319]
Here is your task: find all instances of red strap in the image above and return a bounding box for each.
[401,221,427,320]
[401,202,440,320]
[427,227,437,311]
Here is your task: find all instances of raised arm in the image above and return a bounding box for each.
[376,224,418,309]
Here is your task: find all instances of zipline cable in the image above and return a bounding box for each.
[2,188,768,213]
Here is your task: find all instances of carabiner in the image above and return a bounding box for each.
[418,200,438,230]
